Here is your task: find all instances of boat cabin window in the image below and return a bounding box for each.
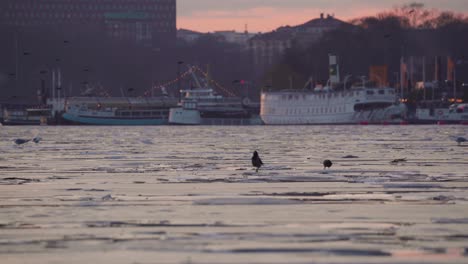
[366,90,375,95]
[28,110,50,116]
[378,90,385,95]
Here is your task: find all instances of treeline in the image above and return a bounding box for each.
[264,3,468,92]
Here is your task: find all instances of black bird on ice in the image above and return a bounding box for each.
[14,138,30,145]
[456,136,466,145]
[251,151,263,172]
[323,160,333,169]
[13,136,42,145]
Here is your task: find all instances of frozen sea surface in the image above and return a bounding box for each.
[0,125,467,264]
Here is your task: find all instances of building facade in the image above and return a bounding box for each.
[0,0,176,48]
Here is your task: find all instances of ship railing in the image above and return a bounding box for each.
[184,97,243,104]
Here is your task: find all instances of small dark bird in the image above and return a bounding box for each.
[14,139,30,145]
[251,151,263,172]
[323,160,332,169]
[456,137,466,146]
[32,137,42,144]
[408,9,415,14]
[391,158,407,164]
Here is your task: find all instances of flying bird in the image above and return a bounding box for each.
[323,160,332,169]
[251,151,263,173]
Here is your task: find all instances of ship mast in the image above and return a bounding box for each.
[187,65,203,89]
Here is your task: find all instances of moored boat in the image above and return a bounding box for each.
[260,87,406,125]
[2,108,51,125]
[413,103,468,124]
[260,55,406,125]
[169,88,260,125]
[169,68,261,125]
[61,96,178,125]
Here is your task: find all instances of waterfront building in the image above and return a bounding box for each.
[0,0,176,48]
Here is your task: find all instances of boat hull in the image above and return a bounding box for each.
[197,116,263,125]
[260,89,406,125]
[1,120,45,126]
[169,107,262,125]
[168,108,201,125]
[62,113,168,126]
[412,106,468,125]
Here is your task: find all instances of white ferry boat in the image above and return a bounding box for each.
[414,103,468,125]
[62,96,178,125]
[260,55,406,125]
[260,87,406,125]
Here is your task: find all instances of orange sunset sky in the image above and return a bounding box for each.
[177,0,468,33]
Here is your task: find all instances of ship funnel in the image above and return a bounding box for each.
[329,54,340,86]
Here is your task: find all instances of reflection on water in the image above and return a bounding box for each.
[0,125,467,263]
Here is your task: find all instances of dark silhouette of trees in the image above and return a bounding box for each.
[263,3,468,94]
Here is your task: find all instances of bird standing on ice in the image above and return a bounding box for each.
[251,151,263,173]
[14,138,30,145]
[456,137,466,146]
[323,160,333,169]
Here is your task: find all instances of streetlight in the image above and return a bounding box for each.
[82,67,91,92]
[127,88,135,97]
[233,79,249,98]
[360,76,367,89]
[177,61,184,101]
[343,74,352,90]
[372,75,384,88]
[39,70,48,105]
[17,51,32,93]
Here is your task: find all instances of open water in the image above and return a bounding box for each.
[0,125,467,264]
